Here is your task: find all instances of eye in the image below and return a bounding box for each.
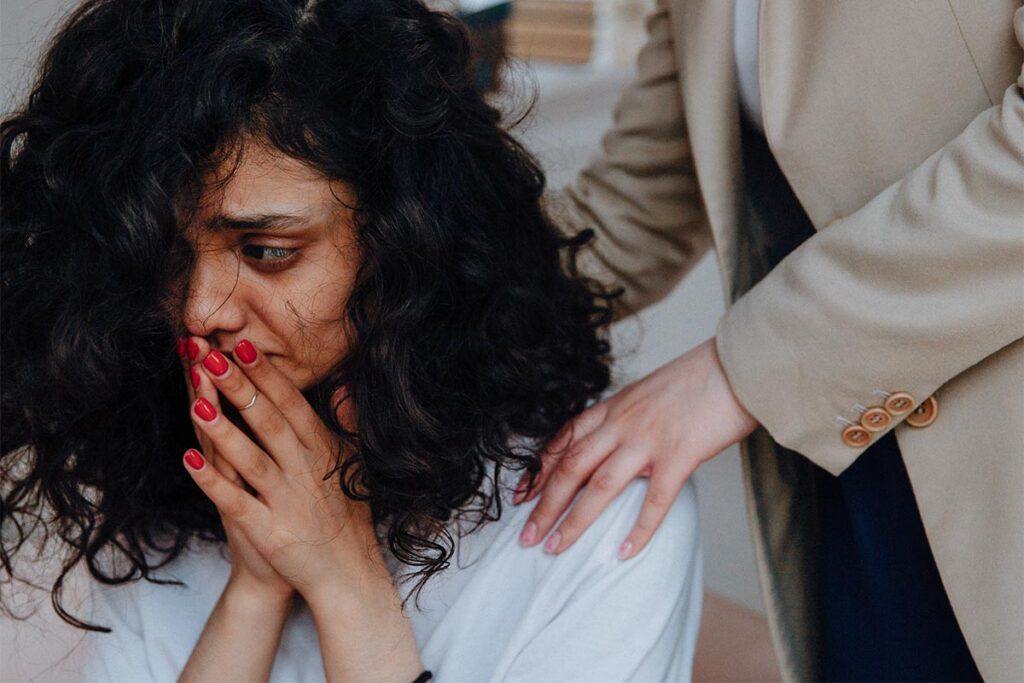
[241,244,298,270]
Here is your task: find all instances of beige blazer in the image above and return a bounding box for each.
[555,1,1024,680]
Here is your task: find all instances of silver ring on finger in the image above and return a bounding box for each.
[239,390,259,411]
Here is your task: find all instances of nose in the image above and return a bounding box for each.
[181,248,248,339]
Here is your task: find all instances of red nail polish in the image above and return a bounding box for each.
[187,337,199,361]
[202,350,229,377]
[184,448,205,470]
[194,397,217,422]
[234,339,257,364]
[190,367,201,390]
[176,337,187,357]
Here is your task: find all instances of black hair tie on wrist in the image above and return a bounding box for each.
[410,671,433,683]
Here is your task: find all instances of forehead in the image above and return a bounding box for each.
[192,140,356,231]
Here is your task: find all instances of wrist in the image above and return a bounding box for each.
[302,558,396,620]
[705,336,760,444]
[225,575,296,616]
[299,522,392,610]
[303,553,423,683]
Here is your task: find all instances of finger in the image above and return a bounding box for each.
[177,335,198,404]
[186,337,242,485]
[518,428,618,548]
[230,338,335,454]
[182,448,270,527]
[191,392,284,501]
[180,336,223,474]
[194,338,303,474]
[544,447,645,554]
[516,402,609,505]
[618,462,695,561]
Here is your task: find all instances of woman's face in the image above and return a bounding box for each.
[179,140,360,390]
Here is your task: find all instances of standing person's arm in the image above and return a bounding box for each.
[520,8,1024,556]
[547,0,712,319]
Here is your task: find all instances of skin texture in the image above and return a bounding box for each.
[176,141,422,682]
[179,138,361,392]
[515,337,760,561]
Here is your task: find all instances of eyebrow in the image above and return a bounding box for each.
[205,212,312,233]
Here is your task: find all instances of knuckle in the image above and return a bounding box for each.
[557,519,580,540]
[589,470,617,494]
[245,452,270,480]
[557,450,584,476]
[278,389,306,416]
[222,494,248,520]
[531,501,560,527]
[262,409,288,437]
[645,487,676,509]
[221,366,244,392]
[578,406,603,430]
[525,515,547,535]
[634,517,658,535]
[547,429,570,454]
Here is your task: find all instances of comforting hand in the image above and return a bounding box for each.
[178,336,295,604]
[514,336,759,560]
[180,336,382,604]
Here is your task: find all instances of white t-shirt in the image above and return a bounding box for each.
[82,470,703,682]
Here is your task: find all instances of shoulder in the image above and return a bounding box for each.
[533,476,702,584]
[450,472,702,599]
[413,476,704,680]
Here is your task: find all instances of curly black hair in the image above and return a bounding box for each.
[1,0,617,631]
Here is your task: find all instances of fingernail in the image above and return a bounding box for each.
[176,337,187,357]
[234,339,257,364]
[512,477,527,504]
[190,367,201,390]
[202,350,229,377]
[194,397,217,422]
[520,522,537,546]
[187,337,199,361]
[544,531,561,554]
[184,448,205,470]
[618,540,633,561]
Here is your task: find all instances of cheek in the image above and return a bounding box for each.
[281,258,357,372]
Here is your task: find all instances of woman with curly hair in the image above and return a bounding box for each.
[0,0,703,680]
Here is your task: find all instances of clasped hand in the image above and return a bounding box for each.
[178,336,381,606]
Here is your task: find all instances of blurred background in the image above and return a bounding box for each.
[1,0,776,679]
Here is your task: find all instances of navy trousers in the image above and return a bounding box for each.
[818,432,982,681]
[738,113,981,681]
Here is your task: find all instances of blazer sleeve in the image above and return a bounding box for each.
[714,7,1024,476]
[549,0,713,321]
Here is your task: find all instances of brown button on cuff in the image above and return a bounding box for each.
[884,391,915,416]
[905,395,938,428]
[860,406,892,432]
[842,424,872,447]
